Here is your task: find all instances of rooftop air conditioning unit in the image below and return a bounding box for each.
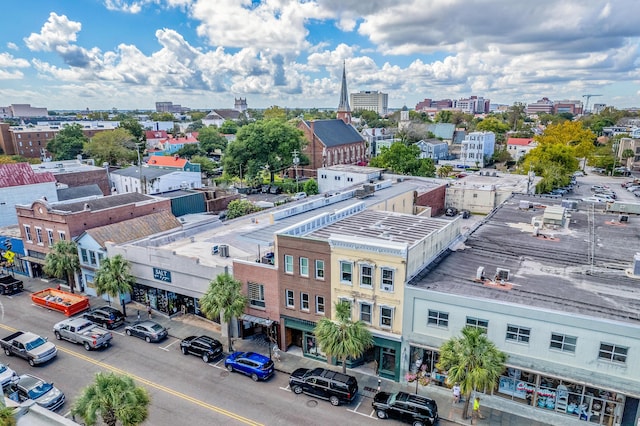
[495,268,510,282]
[211,245,219,255]
[476,266,485,280]
[219,244,229,258]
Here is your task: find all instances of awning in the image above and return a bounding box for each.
[22,256,46,265]
[240,314,274,327]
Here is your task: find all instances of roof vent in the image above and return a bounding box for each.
[476,266,485,280]
[84,203,91,211]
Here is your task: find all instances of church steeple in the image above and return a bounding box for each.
[336,61,352,124]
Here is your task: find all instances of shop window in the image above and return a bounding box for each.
[380,347,396,375]
[380,306,393,328]
[340,261,352,284]
[24,225,32,242]
[359,303,372,323]
[315,260,324,280]
[285,290,295,308]
[284,255,293,274]
[35,227,43,244]
[466,316,488,332]
[360,265,373,287]
[381,268,394,292]
[427,310,448,328]
[80,248,89,264]
[304,332,325,358]
[300,293,309,311]
[598,342,627,364]
[299,257,309,277]
[248,282,265,308]
[46,229,54,246]
[549,333,576,353]
[506,325,530,343]
[315,296,325,314]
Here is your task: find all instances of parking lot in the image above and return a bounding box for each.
[572,167,640,203]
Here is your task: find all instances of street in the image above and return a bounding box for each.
[0,283,391,426]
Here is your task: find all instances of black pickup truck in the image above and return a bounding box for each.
[0,274,23,295]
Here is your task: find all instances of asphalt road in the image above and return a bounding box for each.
[0,286,392,426]
[567,168,639,202]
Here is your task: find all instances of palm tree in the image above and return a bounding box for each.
[438,164,453,178]
[71,372,149,426]
[0,397,17,426]
[437,326,507,420]
[199,273,247,351]
[44,240,80,293]
[94,254,135,316]
[314,301,374,374]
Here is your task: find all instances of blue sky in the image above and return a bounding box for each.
[1,0,639,111]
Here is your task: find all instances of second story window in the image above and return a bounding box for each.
[428,310,449,328]
[35,227,43,244]
[315,260,324,280]
[80,248,89,264]
[248,282,265,308]
[285,290,295,308]
[381,268,394,292]
[24,225,32,242]
[300,293,309,311]
[58,231,66,241]
[506,325,531,344]
[360,265,373,287]
[466,317,489,333]
[340,261,352,284]
[315,296,325,314]
[550,333,576,353]
[380,306,393,328]
[89,251,97,266]
[359,302,372,323]
[46,229,54,246]
[598,343,627,364]
[300,257,309,277]
[284,255,294,274]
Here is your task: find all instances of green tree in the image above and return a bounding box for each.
[0,403,16,426]
[46,123,87,160]
[437,327,507,421]
[44,240,80,293]
[186,120,204,132]
[190,155,218,177]
[435,110,453,123]
[506,102,527,131]
[149,112,175,122]
[175,144,203,158]
[369,143,435,177]
[197,126,228,154]
[534,121,595,170]
[303,178,319,195]
[71,372,150,426]
[199,273,247,351]
[220,120,239,134]
[189,111,207,121]
[226,199,261,219]
[223,119,305,181]
[313,301,373,374]
[437,164,453,178]
[621,148,635,167]
[118,117,144,141]
[94,255,135,317]
[263,106,287,121]
[84,127,137,166]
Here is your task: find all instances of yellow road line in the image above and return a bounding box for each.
[0,323,262,426]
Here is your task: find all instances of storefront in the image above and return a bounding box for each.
[408,345,448,387]
[240,314,278,348]
[132,283,215,321]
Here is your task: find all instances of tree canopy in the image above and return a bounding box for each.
[118,117,144,141]
[46,123,87,160]
[223,119,306,180]
[369,143,436,177]
[44,240,80,293]
[313,301,373,374]
[84,127,137,166]
[94,254,135,315]
[226,199,262,219]
[199,273,247,351]
[197,126,228,154]
[220,120,239,134]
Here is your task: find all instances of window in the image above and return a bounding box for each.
[550,333,576,353]
[338,298,352,317]
[340,261,352,284]
[360,303,372,323]
[58,231,66,241]
[80,248,89,264]
[380,306,393,328]
[248,282,265,308]
[284,255,293,274]
[360,265,373,287]
[285,290,295,308]
[598,343,628,363]
[427,310,449,328]
[89,251,97,266]
[316,296,325,314]
[506,325,530,343]
[301,293,309,311]
[24,225,32,242]
[300,257,309,277]
[46,229,54,246]
[381,268,394,291]
[315,260,324,279]
[35,227,43,244]
[466,317,489,332]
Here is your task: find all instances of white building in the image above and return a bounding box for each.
[316,165,384,193]
[110,166,202,195]
[350,91,389,116]
[460,131,495,167]
[506,137,538,162]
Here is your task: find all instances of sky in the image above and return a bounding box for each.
[1,0,639,112]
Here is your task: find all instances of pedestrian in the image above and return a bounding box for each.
[146,302,152,319]
[136,310,141,321]
[452,383,461,404]
[56,283,61,291]
[472,396,481,424]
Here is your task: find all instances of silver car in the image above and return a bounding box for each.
[124,321,168,343]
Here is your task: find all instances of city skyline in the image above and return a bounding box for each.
[1,0,639,111]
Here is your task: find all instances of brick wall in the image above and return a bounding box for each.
[55,169,111,196]
[415,185,447,216]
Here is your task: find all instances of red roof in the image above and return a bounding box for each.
[0,163,56,188]
[506,137,535,146]
[145,130,168,140]
[146,156,188,168]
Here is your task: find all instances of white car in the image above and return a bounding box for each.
[290,192,307,201]
[0,363,17,388]
[593,193,615,201]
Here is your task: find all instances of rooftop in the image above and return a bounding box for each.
[408,194,640,325]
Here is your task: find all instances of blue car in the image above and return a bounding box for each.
[225,351,274,382]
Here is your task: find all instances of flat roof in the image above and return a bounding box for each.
[408,194,640,324]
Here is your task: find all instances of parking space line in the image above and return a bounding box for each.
[279,385,291,392]
[159,339,179,351]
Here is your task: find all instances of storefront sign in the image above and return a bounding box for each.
[153,267,172,283]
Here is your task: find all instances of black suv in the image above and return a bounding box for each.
[180,335,223,363]
[289,367,358,406]
[82,306,125,329]
[373,391,439,426]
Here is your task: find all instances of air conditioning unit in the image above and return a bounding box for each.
[382,285,392,292]
[219,244,229,258]
[211,245,219,255]
[476,266,485,280]
[495,268,510,281]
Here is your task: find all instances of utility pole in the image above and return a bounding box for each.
[292,150,300,192]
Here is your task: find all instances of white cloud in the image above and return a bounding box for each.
[7,42,18,51]
[24,13,81,52]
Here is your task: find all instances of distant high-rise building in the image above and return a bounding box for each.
[350,90,389,116]
[526,98,554,115]
[453,96,490,114]
[553,100,583,116]
[0,104,48,118]
[336,62,352,125]
[155,102,189,113]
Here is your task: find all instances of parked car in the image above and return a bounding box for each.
[460,209,471,219]
[445,207,458,217]
[289,367,358,406]
[82,306,125,329]
[372,391,439,426]
[5,374,65,411]
[0,363,17,388]
[290,192,307,201]
[53,317,112,351]
[593,193,615,202]
[0,331,57,366]
[124,321,168,343]
[590,184,609,192]
[225,351,274,382]
[573,171,585,177]
[180,335,223,363]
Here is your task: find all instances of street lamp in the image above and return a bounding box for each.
[292,151,300,192]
